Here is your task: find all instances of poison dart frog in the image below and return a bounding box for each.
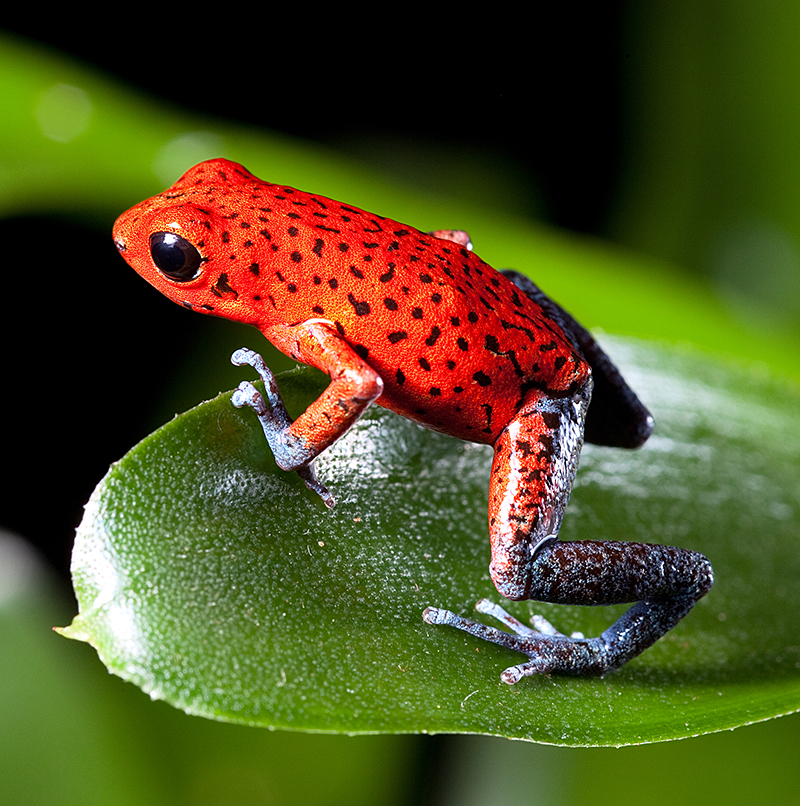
[113,158,713,681]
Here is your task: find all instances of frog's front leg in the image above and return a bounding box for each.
[424,382,714,679]
[231,320,384,507]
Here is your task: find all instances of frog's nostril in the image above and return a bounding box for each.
[114,237,127,253]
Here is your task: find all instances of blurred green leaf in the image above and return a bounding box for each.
[612,3,800,343]
[0,533,416,806]
[60,339,800,745]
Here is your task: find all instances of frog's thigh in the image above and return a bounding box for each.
[488,385,590,600]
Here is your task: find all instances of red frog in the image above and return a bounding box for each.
[113,158,713,681]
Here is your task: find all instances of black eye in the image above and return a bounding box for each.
[149,232,202,281]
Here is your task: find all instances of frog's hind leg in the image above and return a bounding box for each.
[425,540,713,683]
[425,538,713,679]
[424,543,712,681]
[486,385,591,601]
[423,382,714,679]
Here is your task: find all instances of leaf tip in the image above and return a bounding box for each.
[53,619,90,643]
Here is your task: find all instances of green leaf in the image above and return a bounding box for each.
[59,338,800,746]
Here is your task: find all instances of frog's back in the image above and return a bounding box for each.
[120,159,589,443]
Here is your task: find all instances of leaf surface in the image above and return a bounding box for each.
[61,339,800,745]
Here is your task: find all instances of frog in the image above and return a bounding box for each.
[113,158,713,681]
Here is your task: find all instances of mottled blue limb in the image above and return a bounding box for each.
[231,348,334,507]
[475,598,582,638]
[423,604,606,683]
[424,540,713,681]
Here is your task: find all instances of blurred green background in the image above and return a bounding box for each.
[2,3,799,804]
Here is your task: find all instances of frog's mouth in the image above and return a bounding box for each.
[180,300,215,313]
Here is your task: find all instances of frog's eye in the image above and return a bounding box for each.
[149,232,203,281]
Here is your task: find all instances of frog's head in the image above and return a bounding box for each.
[112,159,269,325]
